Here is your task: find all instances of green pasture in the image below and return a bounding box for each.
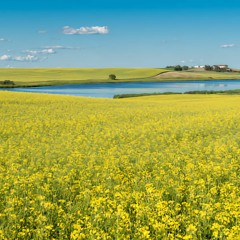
[0,68,166,87]
[1,68,240,88]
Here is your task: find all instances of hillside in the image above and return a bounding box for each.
[154,69,240,80]
[0,68,167,87]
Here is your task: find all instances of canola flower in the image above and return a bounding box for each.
[0,91,240,239]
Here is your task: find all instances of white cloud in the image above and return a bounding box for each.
[42,49,55,54]
[43,45,79,49]
[221,44,236,48]
[0,55,11,60]
[63,26,109,35]
[0,54,43,62]
[25,50,38,54]
[13,55,40,62]
[25,48,55,54]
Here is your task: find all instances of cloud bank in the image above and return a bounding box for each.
[63,26,109,35]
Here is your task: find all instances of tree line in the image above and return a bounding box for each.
[204,65,231,72]
[166,65,189,71]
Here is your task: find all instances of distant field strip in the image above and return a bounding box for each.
[0,68,166,82]
[1,92,240,239]
[155,70,240,80]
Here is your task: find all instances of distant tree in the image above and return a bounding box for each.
[1,80,15,85]
[109,74,117,80]
[174,65,182,71]
[214,66,221,72]
[182,66,189,71]
[204,65,213,71]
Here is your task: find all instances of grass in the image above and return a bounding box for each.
[1,68,240,88]
[155,70,240,80]
[0,68,167,87]
[113,89,240,98]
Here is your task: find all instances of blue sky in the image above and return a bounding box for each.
[0,0,240,68]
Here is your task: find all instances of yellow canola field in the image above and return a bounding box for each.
[0,92,240,239]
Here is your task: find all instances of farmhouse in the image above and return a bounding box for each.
[194,65,205,69]
[213,64,228,69]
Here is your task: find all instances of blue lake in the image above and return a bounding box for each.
[3,80,240,98]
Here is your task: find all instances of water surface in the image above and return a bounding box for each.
[3,80,240,98]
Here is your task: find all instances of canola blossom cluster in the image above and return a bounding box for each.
[0,92,240,239]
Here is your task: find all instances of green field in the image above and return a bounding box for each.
[1,91,240,239]
[0,68,167,87]
[1,68,240,88]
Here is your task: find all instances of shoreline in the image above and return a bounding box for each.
[1,77,240,88]
[113,89,240,99]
